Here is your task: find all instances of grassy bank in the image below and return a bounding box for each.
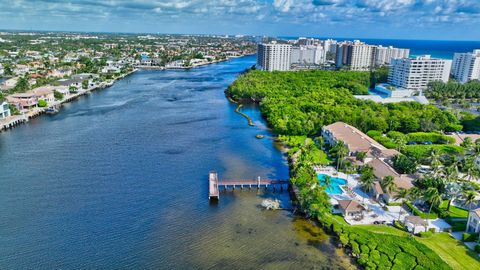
[417,233,480,270]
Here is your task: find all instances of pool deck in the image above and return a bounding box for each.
[315,166,409,225]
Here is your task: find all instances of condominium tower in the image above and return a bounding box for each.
[256,42,292,71]
[335,41,375,71]
[452,50,480,83]
[375,46,410,65]
[388,55,452,91]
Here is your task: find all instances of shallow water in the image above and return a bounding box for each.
[0,56,356,269]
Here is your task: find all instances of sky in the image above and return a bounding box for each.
[0,0,479,40]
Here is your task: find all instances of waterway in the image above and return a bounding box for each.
[0,56,355,269]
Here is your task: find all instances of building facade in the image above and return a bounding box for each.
[452,50,480,84]
[291,45,326,66]
[375,46,410,66]
[336,41,375,71]
[388,55,452,91]
[466,208,480,233]
[0,101,10,119]
[256,42,292,71]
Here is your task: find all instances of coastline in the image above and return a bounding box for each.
[0,69,137,133]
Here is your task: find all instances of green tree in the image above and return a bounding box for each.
[38,99,47,107]
[323,175,333,192]
[82,80,89,89]
[424,187,443,214]
[53,90,64,100]
[381,176,396,195]
[463,191,477,208]
[360,165,375,193]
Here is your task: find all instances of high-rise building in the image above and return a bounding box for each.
[291,45,326,66]
[452,49,480,83]
[256,42,292,71]
[375,46,410,65]
[335,41,375,71]
[388,55,452,91]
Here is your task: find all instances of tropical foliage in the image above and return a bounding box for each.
[227,70,462,136]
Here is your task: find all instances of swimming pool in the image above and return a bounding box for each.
[317,174,347,195]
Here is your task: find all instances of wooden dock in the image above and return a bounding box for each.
[208,171,289,200]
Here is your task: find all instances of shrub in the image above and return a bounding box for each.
[406,132,455,144]
[351,241,360,255]
[404,201,438,219]
[367,130,382,137]
[339,233,349,246]
[38,99,47,107]
[475,244,480,253]
[462,232,479,242]
[419,231,433,238]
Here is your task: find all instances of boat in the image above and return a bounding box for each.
[255,134,265,139]
[45,107,59,115]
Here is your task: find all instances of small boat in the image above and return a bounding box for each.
[45,107,59,115]
[255,134,265,139]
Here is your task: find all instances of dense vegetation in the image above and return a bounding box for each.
[227,70,462,136]
[289,143,451,270]
[427,80,480,100]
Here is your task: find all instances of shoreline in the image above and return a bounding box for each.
[0,69,137,133]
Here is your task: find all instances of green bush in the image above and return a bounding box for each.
[402,145,464,162]
[419,231,433,238]
[462,232,479,242]
[367,130,383,137]
[404,201,438,219]
[406,132,455,144]
[475,244,480,253]
[38,99,47,107]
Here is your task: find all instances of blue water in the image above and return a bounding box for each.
[282,37,480,59]
[0,56,356,269]
[317,174,347,195]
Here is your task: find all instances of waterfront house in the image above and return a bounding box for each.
[0,101,11,119]
[322,122,399,159]
[337,200,366,218]
[466,208,480,233]
[367,158,414,203]
[405,215,428,234]
[32,86,55,104]
[7,93,38,110]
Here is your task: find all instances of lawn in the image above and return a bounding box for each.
[354,224,410,237]
[416,233,480,270]
[439,201,469,218]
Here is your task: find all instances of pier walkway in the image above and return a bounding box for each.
[208,171,289,200]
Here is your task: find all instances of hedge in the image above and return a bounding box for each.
[404,201,439,219]
[406,132,455,144]
[402,145,464,161]
[333,224,451,270]
[462,232,479,242]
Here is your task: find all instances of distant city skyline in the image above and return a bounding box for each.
[1,0,480,41]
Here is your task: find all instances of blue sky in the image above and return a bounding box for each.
[1,0,479,40]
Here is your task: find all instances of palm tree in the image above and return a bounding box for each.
[323,175,333,192]
[360,167,375,194]
[393,136,407,152]
[463,191,477,209]
[394,188,409,220]
[333,140,349,171]
[381,175,396,195]
[463,157,479,182]
[424,187,443,214]
[408,187,422,203]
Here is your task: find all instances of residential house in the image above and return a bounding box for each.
[7,93,38,110]
[322,122,414,203]
[32,86,55,104]
[367,158,415,203]
[404,215,428,234]
[466,208,480,233]
[337,200,366,218]
[0,100,10,119]
[1,77,18,90]
[322,122,399,159]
